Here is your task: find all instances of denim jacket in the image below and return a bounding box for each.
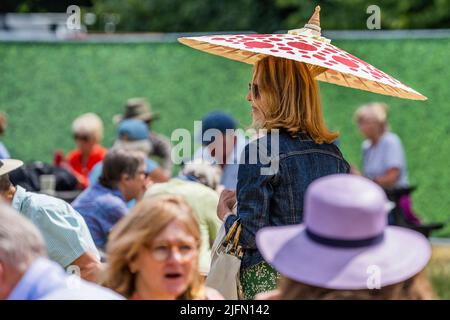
[224,130,350,270]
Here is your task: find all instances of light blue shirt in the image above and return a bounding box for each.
[8,258,123,300]
[362,131,409,188]
[12,186,100,268]
[193,133,248,190]
[0,141,10,159]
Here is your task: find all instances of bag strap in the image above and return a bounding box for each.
[225,219,240,243]
[232,224,242,250]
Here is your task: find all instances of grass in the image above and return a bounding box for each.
[0,39,449,234]
[428,245,450,299]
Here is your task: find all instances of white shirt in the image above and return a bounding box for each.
[362,131,409,188]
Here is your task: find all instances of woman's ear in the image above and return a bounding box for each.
[0,261,14,299]
[4,186,16,204]
[0,262,5,286]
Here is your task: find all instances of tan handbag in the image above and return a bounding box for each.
[206,219,244,300]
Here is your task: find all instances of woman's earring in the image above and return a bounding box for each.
[129,262,137,274]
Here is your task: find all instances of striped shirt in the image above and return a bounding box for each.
[12,186,100,267]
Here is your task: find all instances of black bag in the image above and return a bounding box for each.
[9,162,78,192]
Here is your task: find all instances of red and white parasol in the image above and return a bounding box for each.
[179,6,426,101]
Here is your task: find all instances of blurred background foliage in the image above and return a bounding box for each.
[1,0,450,32]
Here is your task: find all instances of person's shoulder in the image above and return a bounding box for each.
[147,179,218,201]
[66,149,81,161]
[0,141,10,157]
[179,180,219,199]
[92,144,107,157]
[21,191,82,223]
[95,190,126,209]
[72,186,97,205]
[42,281,124,300]
[240,134,274,166]
[362,139,371,150]
[23,191,67,209]
[245,132,272,150]
[382,132,403,147]
[246,129,296,154]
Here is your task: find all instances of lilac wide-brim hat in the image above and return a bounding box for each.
[256,174,431,290]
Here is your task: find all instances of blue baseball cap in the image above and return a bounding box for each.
[201,111,236,145]
[116,119,149,141]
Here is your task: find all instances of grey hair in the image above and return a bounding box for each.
[354,102,389,124]
[0,205,46,272]
[181,160,222,191]
[112,139,152,156]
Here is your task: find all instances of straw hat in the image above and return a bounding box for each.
[0,159,24,176]
[113,98,159,124]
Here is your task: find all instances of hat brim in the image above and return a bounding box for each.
[113,113,159,125]
[0,159,24,176]
[256,224,431,290]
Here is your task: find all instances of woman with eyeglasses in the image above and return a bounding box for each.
[103,194,223,300]
[216,56,351,299]
[66,113,107,188]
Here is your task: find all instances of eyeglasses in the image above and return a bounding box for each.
[248,82,259,98]
[150,243,196,262]
[73,134,91,142]
[138,170,149,178]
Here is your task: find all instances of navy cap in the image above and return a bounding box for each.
[201,111,236,145]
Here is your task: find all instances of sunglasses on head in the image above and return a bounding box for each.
[73,134,91,142]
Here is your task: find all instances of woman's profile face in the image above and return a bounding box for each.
[132,220,198,299]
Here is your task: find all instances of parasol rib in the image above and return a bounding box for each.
[340,72,353,88]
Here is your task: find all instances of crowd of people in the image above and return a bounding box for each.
[0,55,434,300]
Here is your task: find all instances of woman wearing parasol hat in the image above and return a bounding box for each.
[179,6,426,299]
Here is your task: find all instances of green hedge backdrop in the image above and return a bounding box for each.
[0,39,449,234]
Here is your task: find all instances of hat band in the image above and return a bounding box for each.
[306,228,385,248]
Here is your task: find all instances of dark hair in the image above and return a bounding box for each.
[0,173,12,192]
[99,149,145,189]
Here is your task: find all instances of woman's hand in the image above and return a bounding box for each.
[374,167,400,189]
[350,164,361,176]
[217,189,237,221]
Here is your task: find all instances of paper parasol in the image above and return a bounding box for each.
[179,6,426,101]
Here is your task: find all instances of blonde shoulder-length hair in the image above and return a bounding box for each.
[252,56,338,144]
[102,194,204,299]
